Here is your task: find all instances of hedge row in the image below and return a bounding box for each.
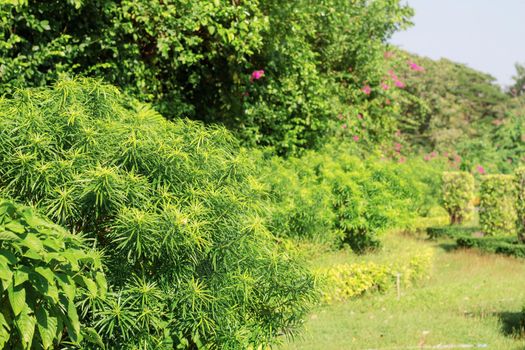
[426,226,480,239]
[456,236,525,259]
[317,246,434,303]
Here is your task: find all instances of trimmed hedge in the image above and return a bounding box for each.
[479,175,517,236]
[515,167,525,242]
[426,226,480,239]
[317,247,433,304]
[441,171,475,225]
[456,236,525,258]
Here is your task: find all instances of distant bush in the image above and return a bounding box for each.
[0,78,316,349]
[479,175,517,236]
[442,171,475,225]
[515,167,525,242]
[426,226,480,239]
[456,236,525,258]
[0,198,105,349]
[259,142,442,252]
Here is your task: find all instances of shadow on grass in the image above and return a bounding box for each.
[437,242,458,252]
[496,311,525,338]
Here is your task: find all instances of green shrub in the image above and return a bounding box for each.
[479,175,517,236]
[0,78,316,349]
[515,167,525,242]
[441,171,475,225]
[426,226,480,239]
[257,153,340,246]
[0,198,105,349]
[317,246,433,303]
[456,236,525,258]
[258,142,441,252]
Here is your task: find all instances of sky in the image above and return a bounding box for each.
[390,0,525,87]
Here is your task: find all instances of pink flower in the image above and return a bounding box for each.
[424,155,431,161]
[250,70,265,82]
[353,135,360,142]
[443,152,449,157]
[454,155,461,162]
[384,51,394,59]
[394,143,402,152]
[362,85,371,95]
[357,113,363,120]
[341,124,347,129]
[408,60,425,72]
[385,98,391,105]
[476,165,485,174]
[388,69,400,81]
[337,113,344,120]
[394,80,405,88]
[398,156,406,163]
[430,151,438,158]
[381,82,390,90]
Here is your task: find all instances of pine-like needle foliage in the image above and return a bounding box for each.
[0,78,316,349]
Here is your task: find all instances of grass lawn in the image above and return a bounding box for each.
[281,234,525,350]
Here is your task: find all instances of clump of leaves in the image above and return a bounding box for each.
[479,175,517,236]
[442,171,475,225]
[0,78,316,349]
[0,198,106,349]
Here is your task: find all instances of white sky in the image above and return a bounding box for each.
[390,0,525,87]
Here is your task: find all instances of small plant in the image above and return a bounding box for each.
[442,171,475,225]
[0,198,106,349]
[479,175,517,236]
[515,167,525,242]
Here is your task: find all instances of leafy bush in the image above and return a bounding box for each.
[479,175,517,236]
[515,167,525,242]
[442,171,475,225]
[456,236,525,258]
[259,142,441,252]
[317,247,433,303]
[0,78,316,349]
[426,226,480,239]
[257,153,339,246]
[0,0,412,154]
[0,198,105,349]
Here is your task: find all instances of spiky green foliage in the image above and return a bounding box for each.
[441,172,475,225]
[0,78,316,349]
[0,198,105,349]
[479,175,517,237]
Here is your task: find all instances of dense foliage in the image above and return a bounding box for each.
[479,175,517,237]
[441,172,475,225]
[0,79,316,349]
[515,167,525,242]
[0,198,105,349]
[0,0,413,154]
[259,144,443,252]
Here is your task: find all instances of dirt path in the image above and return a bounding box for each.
[281,238,525,350]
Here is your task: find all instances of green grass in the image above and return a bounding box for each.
[281,234,525,350]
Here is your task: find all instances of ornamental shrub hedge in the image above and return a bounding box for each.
[515,167,525,242]
[0,198,106,349]
[442,171,475,225]
[479,175,517,236]
[0,78,316,349]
